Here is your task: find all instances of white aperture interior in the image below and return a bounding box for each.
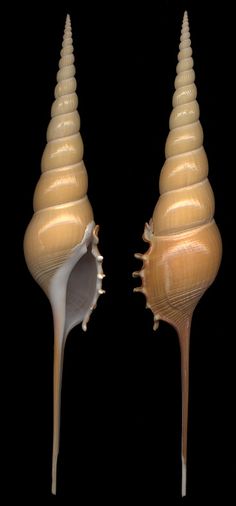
[65,240,98,334]
[49,221,102,344]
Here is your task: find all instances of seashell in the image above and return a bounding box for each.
[23,14,104,495]
[133,11,222,497]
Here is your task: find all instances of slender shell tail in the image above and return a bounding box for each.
[23,14,104,495]
[133,10,222,496]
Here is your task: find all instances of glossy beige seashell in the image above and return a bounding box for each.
[23,14,104,494]
[133,11,222,496]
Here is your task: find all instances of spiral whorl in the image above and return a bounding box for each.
[153,11,214,236]
[32,15,88,212]
[24,15,95,293]
[41,16,83,171]
[134,12,222,497]
[24,16,104,495]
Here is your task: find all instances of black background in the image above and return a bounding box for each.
[8,0,234,503]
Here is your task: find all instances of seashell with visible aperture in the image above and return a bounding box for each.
[23,14,104,495]
[133,11,222,497]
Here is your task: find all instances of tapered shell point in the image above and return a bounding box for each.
[24,15,104,495]
[133,11,222,497]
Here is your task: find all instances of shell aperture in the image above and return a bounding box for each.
[23,14,104,494]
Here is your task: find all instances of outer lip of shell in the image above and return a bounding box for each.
[82,224,105,331]
[24,13,106,497]
[132,10,222,500]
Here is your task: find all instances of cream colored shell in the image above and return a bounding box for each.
[24,17,95,298]
[23,14,104,495]
[133,11,222,497]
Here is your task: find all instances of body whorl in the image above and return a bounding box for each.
[23,15,104,494]
[134,11,222,496]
